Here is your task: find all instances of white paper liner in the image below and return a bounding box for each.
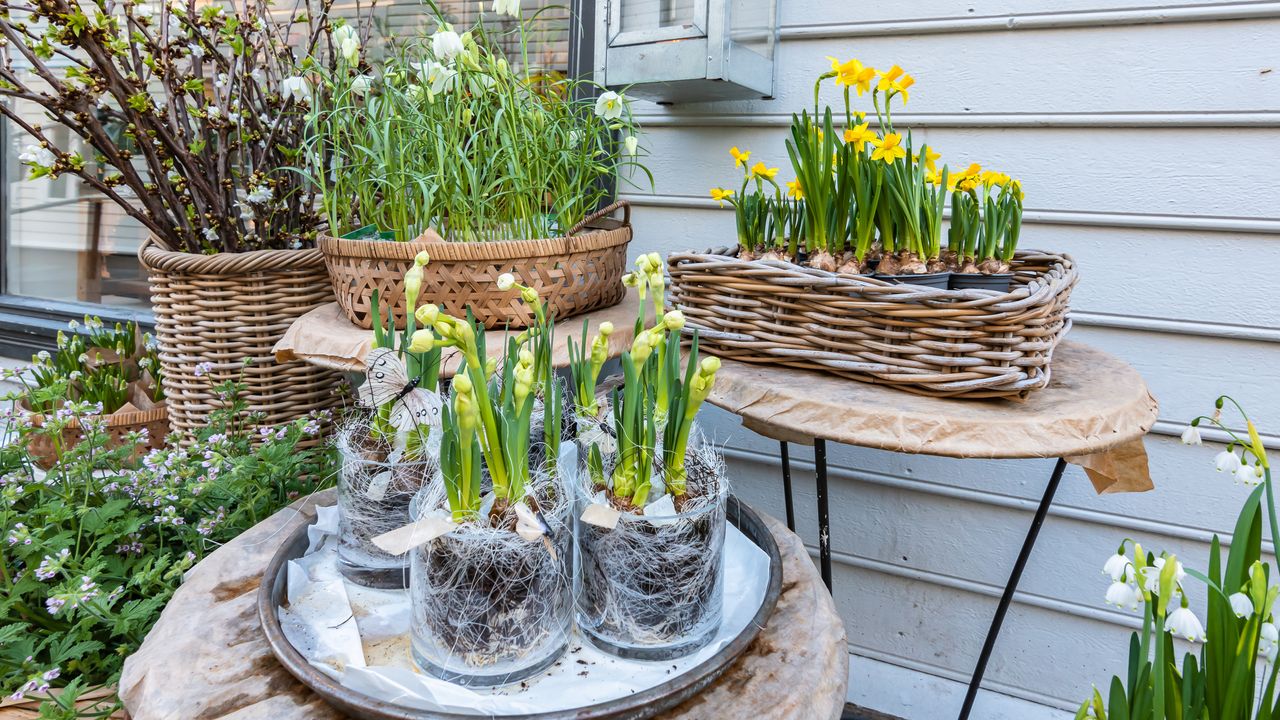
[277,505,770,714]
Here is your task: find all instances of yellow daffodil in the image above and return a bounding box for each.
[787,179,804,199]
[869,132,906,164]
[925,170,942,185]
[892,73,915,102]
[922,147,940,173]
[981,170,1011,187]
[876,65,904,93]
[826,56,877,95]
[843,122,877,151]
[709,187,734,206]
[750,161,779,180]
[730,146,751,168]
[1011,179,1025,201]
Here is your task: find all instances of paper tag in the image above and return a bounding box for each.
[371,516,456,556]
[541,536,559,562]
[365,471,393,501]
[581,503,622,530]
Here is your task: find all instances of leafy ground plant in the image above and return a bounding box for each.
[0,372,335,717]
[1079,396,1275,719]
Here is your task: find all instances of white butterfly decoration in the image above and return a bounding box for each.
[358,348,444,432]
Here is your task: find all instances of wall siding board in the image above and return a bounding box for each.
[624,0,1280,715]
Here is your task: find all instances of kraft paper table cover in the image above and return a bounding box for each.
[272,289,640,375]
[706,341,1159,494]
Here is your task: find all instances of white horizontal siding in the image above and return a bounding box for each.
[617,1,1280,715]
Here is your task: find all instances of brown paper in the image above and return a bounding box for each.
[272,288,641,375]
[709,341,1159,495]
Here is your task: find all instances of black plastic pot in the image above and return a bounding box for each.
[873,271,951,289]
[950,273,1014,292]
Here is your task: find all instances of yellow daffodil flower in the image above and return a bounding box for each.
[709,187,734,206]
[892,74,915,102]
[826,56,877,95]
[751,161,779,180]
[730,146,751,168]
[922,147,940,173]
[981,170,1010,187]
[843,122,877,151]
[876,65,904,93]
[787,179,804,199]
[925,170,942,185]
[1011,179,1025,201]
[869,133,906,164]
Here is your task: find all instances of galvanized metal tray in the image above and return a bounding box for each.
[258,495,783,720]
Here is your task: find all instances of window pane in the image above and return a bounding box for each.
[4,108,150,309]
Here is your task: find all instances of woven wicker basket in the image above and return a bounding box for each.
[319,201,632,329]
[140,240,344,441]
[668,248,1078,399]
[25,405,170,470]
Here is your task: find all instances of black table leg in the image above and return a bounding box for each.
[815,439,832,592]
[957,457,1068,720]
[779,441,796,532]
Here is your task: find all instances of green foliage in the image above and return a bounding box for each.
[0,378,335,713]
[303,12,647,242]
[13,316,161,416]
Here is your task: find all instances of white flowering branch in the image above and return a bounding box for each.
[0,0,336,253]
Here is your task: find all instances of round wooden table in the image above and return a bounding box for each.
[703,340,1159,720]
[118,491,849,720]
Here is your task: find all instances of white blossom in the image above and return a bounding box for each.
[1105,580,1140,611]
[1262,623,1279,662]
[1216,449,1243,474]
[1181,425,1202,445]
[246,185,273,204]
[492,0,521,18]
[281,76,311,104]
[1229,592,1254,619]
[496,273,516,291]
[1237,462,1263,486]
[1164,605,1206,642]
[1103,552,1131,581]
[350,74,374,96]
[623,135,638,156]
[18,144,56,169]
[431,28,464,63]
[594,91,625,120]
[333,24,360,65]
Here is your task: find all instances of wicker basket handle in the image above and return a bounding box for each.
[569,200,630,236]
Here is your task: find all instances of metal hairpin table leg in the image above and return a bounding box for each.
[815,439,833,592]
[957,457,1068,720]
[779,441,796,532]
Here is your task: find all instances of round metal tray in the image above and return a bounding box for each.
[257,495,783,720]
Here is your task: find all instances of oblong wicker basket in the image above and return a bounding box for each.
[25,405,170,470]
[668,248,1078,400]
[319,201,632,329]
[140,240,344,441]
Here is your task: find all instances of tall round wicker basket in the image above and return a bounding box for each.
[139,239,344,442]
[319,201,632,329]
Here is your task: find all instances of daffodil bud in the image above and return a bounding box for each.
[630,333,654,368]
[414,250,430,267]
[485,356,498,378]
[598,321,614,337]
[497,272,516,291]
[699,356,721,376]
[621,272,637,287]
[452,372,473,395]
[415,303,440,326]
[518,348,534,368]
[519,285,540,305]
[663,310,685,331]
[646,252,662,269]
[408,329,435,352]
[403,263,424,312]
[434,318,454,338]
[635,254,653,274]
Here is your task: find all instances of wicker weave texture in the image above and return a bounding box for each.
[140,241,344,441]
[26,406,170,469]
[319,201,632,329]
[668,249,1078,399]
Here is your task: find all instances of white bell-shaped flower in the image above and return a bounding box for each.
[1181,425,1202,445]
[1103,552,1131,581]
[1165,605,1206,642]
[1229,592,1255,619]
[1105,580,1140,611]
[1215,449,1242,474]
[1237,463,1263,486]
